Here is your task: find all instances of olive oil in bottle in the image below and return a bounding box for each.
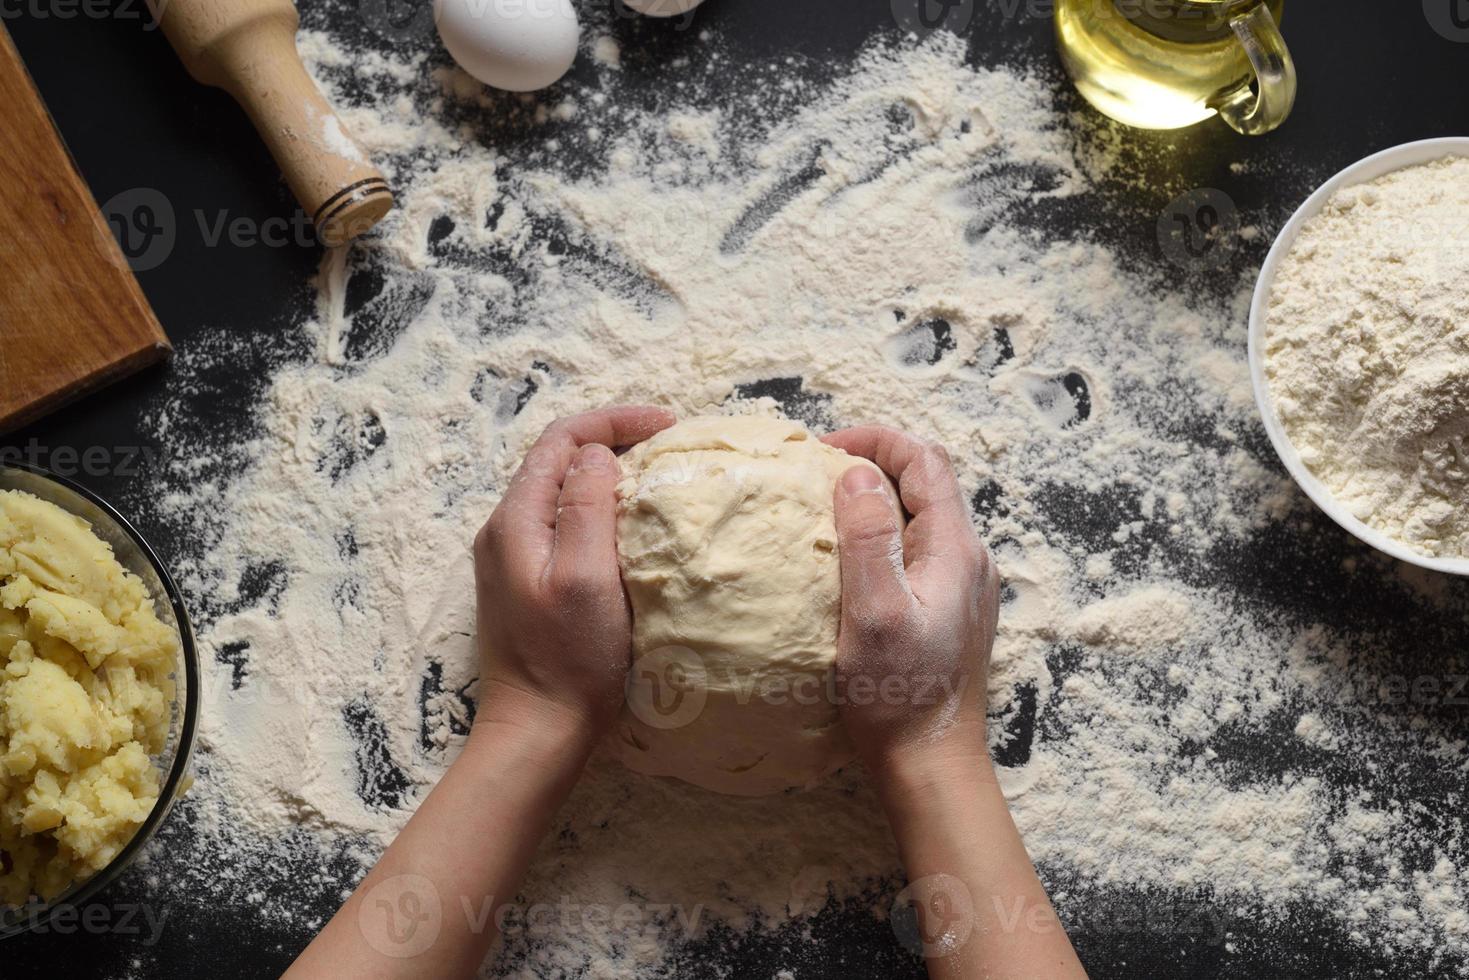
[1055,0,1296,135]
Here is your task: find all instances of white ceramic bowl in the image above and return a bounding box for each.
[1248,136,1469,577]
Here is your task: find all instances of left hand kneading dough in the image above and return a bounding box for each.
[0,490,178,906]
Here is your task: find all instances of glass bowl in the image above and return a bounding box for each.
[0,462,200,939]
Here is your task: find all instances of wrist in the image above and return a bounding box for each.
[468,678,602,765]
[862,721,996,816]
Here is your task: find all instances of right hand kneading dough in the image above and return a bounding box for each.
[610,416,898,796]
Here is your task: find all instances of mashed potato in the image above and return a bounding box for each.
[0,490,177,906]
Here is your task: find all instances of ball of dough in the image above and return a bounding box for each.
[609,416,897,796]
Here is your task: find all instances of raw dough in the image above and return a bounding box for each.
[0,490,177,906]
[610,416,897,796]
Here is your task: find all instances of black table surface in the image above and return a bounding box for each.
[6,0,1469,977]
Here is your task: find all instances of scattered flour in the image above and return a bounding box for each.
[121,12,1469,978]
[592,35,622,69]
[1264,156,1469,558]
[1069,585,1195,651]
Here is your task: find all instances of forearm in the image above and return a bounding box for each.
[871,738,1087,980]
[286,690,595,979]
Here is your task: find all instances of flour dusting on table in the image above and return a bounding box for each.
[128,11,1469,977]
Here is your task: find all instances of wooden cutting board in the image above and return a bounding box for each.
[0,24,169,436]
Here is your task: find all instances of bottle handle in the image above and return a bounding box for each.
[1214,3,1297,136]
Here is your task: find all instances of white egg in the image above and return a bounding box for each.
[621,0,707,17]
[434,0,579,93]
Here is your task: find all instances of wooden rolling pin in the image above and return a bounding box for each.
[151,0,393,246]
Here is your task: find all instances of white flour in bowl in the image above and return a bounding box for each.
[123,11,1469,977]
[1264,155,1469,559]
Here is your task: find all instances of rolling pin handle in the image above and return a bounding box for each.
[151,0,394,245]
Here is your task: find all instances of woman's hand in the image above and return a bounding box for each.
[291,412,1082,980]
[474,405,675,743]
[288,405,676,980]
[822,425,1001,773]
[825,425,1086,980]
